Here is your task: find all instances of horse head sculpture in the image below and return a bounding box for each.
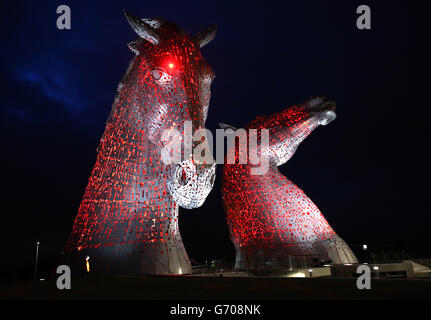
[222,96,358,271]
[65,11,217,275]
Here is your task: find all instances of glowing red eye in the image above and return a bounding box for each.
[151,70,162,80]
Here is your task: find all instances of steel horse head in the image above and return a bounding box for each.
[65,11,217,275]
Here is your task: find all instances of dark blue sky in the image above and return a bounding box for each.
[0,1,419,270]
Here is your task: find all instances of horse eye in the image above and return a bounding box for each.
[151,70,163,80]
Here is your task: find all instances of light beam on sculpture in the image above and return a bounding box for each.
[221,96,358,271]
[65,11,217,275]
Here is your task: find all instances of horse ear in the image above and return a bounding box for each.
[141,17,165,29]
[193,25,217,48]
[123,10,160,45]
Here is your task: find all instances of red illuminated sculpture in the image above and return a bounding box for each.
[65,11,216,275]
[221,96,358,271]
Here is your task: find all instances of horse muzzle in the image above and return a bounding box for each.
[167,158,216,209]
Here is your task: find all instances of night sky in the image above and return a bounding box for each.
[0,1,420,272]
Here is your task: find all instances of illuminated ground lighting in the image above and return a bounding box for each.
[86,256,90,273]
[287,272,306,278]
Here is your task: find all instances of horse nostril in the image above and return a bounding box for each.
[209,173,215,186]
[179,167,189,186]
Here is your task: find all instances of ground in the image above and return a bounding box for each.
[1,276,430,300]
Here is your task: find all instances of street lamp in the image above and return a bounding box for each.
[34,241,40,280]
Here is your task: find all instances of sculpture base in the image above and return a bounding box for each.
[64,240,191,276]
[234,236,358,272]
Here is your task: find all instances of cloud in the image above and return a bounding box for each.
[14,68,86,112]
